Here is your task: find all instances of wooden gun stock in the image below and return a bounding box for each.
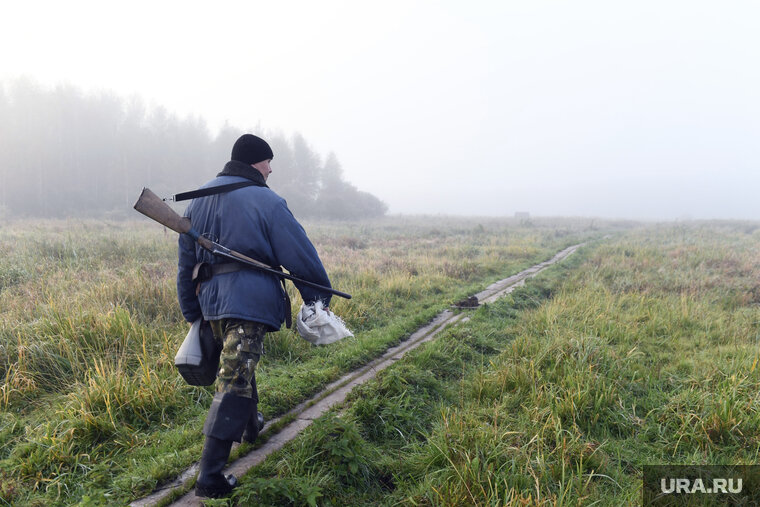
[134,187,192,235]
[133,187,213,249]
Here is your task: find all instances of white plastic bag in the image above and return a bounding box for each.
[175,319,204,368]
[296,300,353,345]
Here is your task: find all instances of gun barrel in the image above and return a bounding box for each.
[212,249,351,299]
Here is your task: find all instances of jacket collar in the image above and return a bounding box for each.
[217,160,268,188]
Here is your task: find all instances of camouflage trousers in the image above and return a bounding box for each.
[209,319,267,399]
[203,319,268,442]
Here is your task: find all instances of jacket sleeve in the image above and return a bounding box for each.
[267,200,333,307]
[177,228,202,322]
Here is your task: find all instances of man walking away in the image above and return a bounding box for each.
[176,134,333,498]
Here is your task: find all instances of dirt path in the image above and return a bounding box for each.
[130,243,584,507]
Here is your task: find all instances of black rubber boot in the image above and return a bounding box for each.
[195,436,237,498]
[242,410,265,443]
[203,392,253,442]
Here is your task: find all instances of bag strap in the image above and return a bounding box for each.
[280,278,292,329]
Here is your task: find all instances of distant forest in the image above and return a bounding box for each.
[0,78,387,219]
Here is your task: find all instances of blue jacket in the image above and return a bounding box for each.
[177,168,332,331]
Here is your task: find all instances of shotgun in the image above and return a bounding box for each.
[133,187,352,299]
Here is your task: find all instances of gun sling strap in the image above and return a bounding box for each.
[173,181,260,202]
[173,160,268,202]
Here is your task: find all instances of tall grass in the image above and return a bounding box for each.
[0,216,604,505]
[229,221,760,506]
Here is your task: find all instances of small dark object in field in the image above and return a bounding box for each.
[452,296,479,308]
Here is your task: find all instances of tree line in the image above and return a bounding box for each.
[0,78,387,220]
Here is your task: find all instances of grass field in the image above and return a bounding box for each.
[0,216,606,506]
[3,218,758,506]
[225,221,760,506]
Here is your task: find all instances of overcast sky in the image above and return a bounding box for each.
[2,0,758,219]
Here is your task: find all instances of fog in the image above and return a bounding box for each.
[1,0,758,220]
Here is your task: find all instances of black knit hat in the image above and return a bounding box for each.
[231,134,274,165]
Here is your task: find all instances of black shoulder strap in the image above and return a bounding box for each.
[173,181,259,202]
